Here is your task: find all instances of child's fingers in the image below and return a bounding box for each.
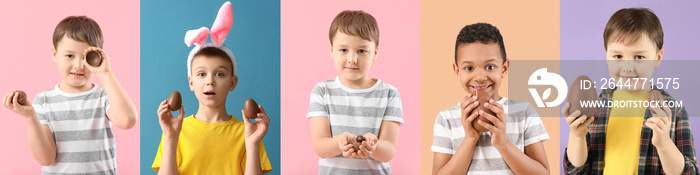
[258,105,266,115]
[570,115,588,128]
[561,102,571,116]
[478,120,497,132]
[484,102,505,122]
[177,106,185,119]
[645,121,661,132]
[479,111,503,129]
[11,92,20,108]
[582,116,595,127]
[565,110,582,125]
[241,110,251,124]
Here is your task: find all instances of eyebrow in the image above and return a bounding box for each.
[193,66,230,71]
[608,50,650,54]
[461,58,498,65]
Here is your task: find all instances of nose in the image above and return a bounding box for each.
[73,55,84,70]
[474,69,487,81]
[621,60,634,73]
[205,75,215,86]
[347,53,358,64]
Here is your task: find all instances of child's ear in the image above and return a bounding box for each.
[188,76,195,91]
[655,49,664,68]
[502,59,510,77]
[229,76,238,91]
[52,47,58,63]
[329,44,333,57]
[452,63,460,77]
[372,47,379,61]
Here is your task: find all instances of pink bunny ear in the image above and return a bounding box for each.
[184,27,210,47]
[210,1,233,46]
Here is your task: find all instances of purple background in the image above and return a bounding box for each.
[560,0,700,174]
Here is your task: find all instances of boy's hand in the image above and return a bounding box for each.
[357,133,378,159]
[157,100,184,139]
[3,90,36,118]
[460,93,480,142]
[338,132,357,158]
[645,105,673,148]
[479,99,509,147]
[242,105,270,146]
[82,47,112,75]
[563,102,594,138]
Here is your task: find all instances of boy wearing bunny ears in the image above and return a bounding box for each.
[151,2,272,175]
[3,16,138,174]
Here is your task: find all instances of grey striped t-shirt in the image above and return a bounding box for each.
[307,77,404,175]
[431,98,549,175]
[33,85,116,175]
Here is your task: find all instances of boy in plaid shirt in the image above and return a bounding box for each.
[563,8,698,175]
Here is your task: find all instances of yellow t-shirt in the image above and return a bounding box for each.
[152,115,273,174]
[603,91,647,175]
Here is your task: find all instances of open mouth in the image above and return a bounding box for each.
[204,91,216,97]
[70,72,85,76]
[470,84,492,90]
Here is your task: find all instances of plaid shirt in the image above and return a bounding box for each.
[564,87,699,175]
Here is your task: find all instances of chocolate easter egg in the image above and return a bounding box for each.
[168,91,181,111]
[85,50,102,67]
[470,90,495,132]
[648,89,663,114]
[349,135,364,151]
[567,75,598,117]
[15,90,27,105]
[244,98,260,119]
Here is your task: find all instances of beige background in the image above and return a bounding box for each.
[420,1,561,174]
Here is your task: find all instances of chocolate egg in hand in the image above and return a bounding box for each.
[13,90,27,106]
[244,98,260,119]
[349,135,364,151]
[648,89,663,114]
[85,50,102,67]
[470,90,495,132]
[567,75,598,118]
[168,91,181,111]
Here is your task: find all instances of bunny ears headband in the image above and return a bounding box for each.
[185,1,237,76]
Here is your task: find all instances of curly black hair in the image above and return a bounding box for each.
[454,23,506,65]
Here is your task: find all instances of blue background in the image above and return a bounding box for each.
[140,1,280,174]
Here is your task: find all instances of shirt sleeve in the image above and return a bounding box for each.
[523,104,549,146]
[382,88,404,126]
[563,146,591,175]
[431,112,454,154]
[671,107,698,175]
[307,83,329,118]
[32,93,49,125]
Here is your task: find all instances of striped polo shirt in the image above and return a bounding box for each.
[307,77,404,175]
[431,98,549,175]
[33,85,116,175]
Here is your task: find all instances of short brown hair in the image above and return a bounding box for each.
[53,16,103,49]
[192,47,234,75]
[603,8,663,51]
[329,10,380,47]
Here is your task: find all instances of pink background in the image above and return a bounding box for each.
[0,1,140,174]
[281,0,421,174]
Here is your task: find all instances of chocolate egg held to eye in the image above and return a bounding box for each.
[85,50,102,67]
[244,98,260,119]
[648,89,663,114]
[567,75,598,117]
[470,90,495,132]
[168,91,182,111]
